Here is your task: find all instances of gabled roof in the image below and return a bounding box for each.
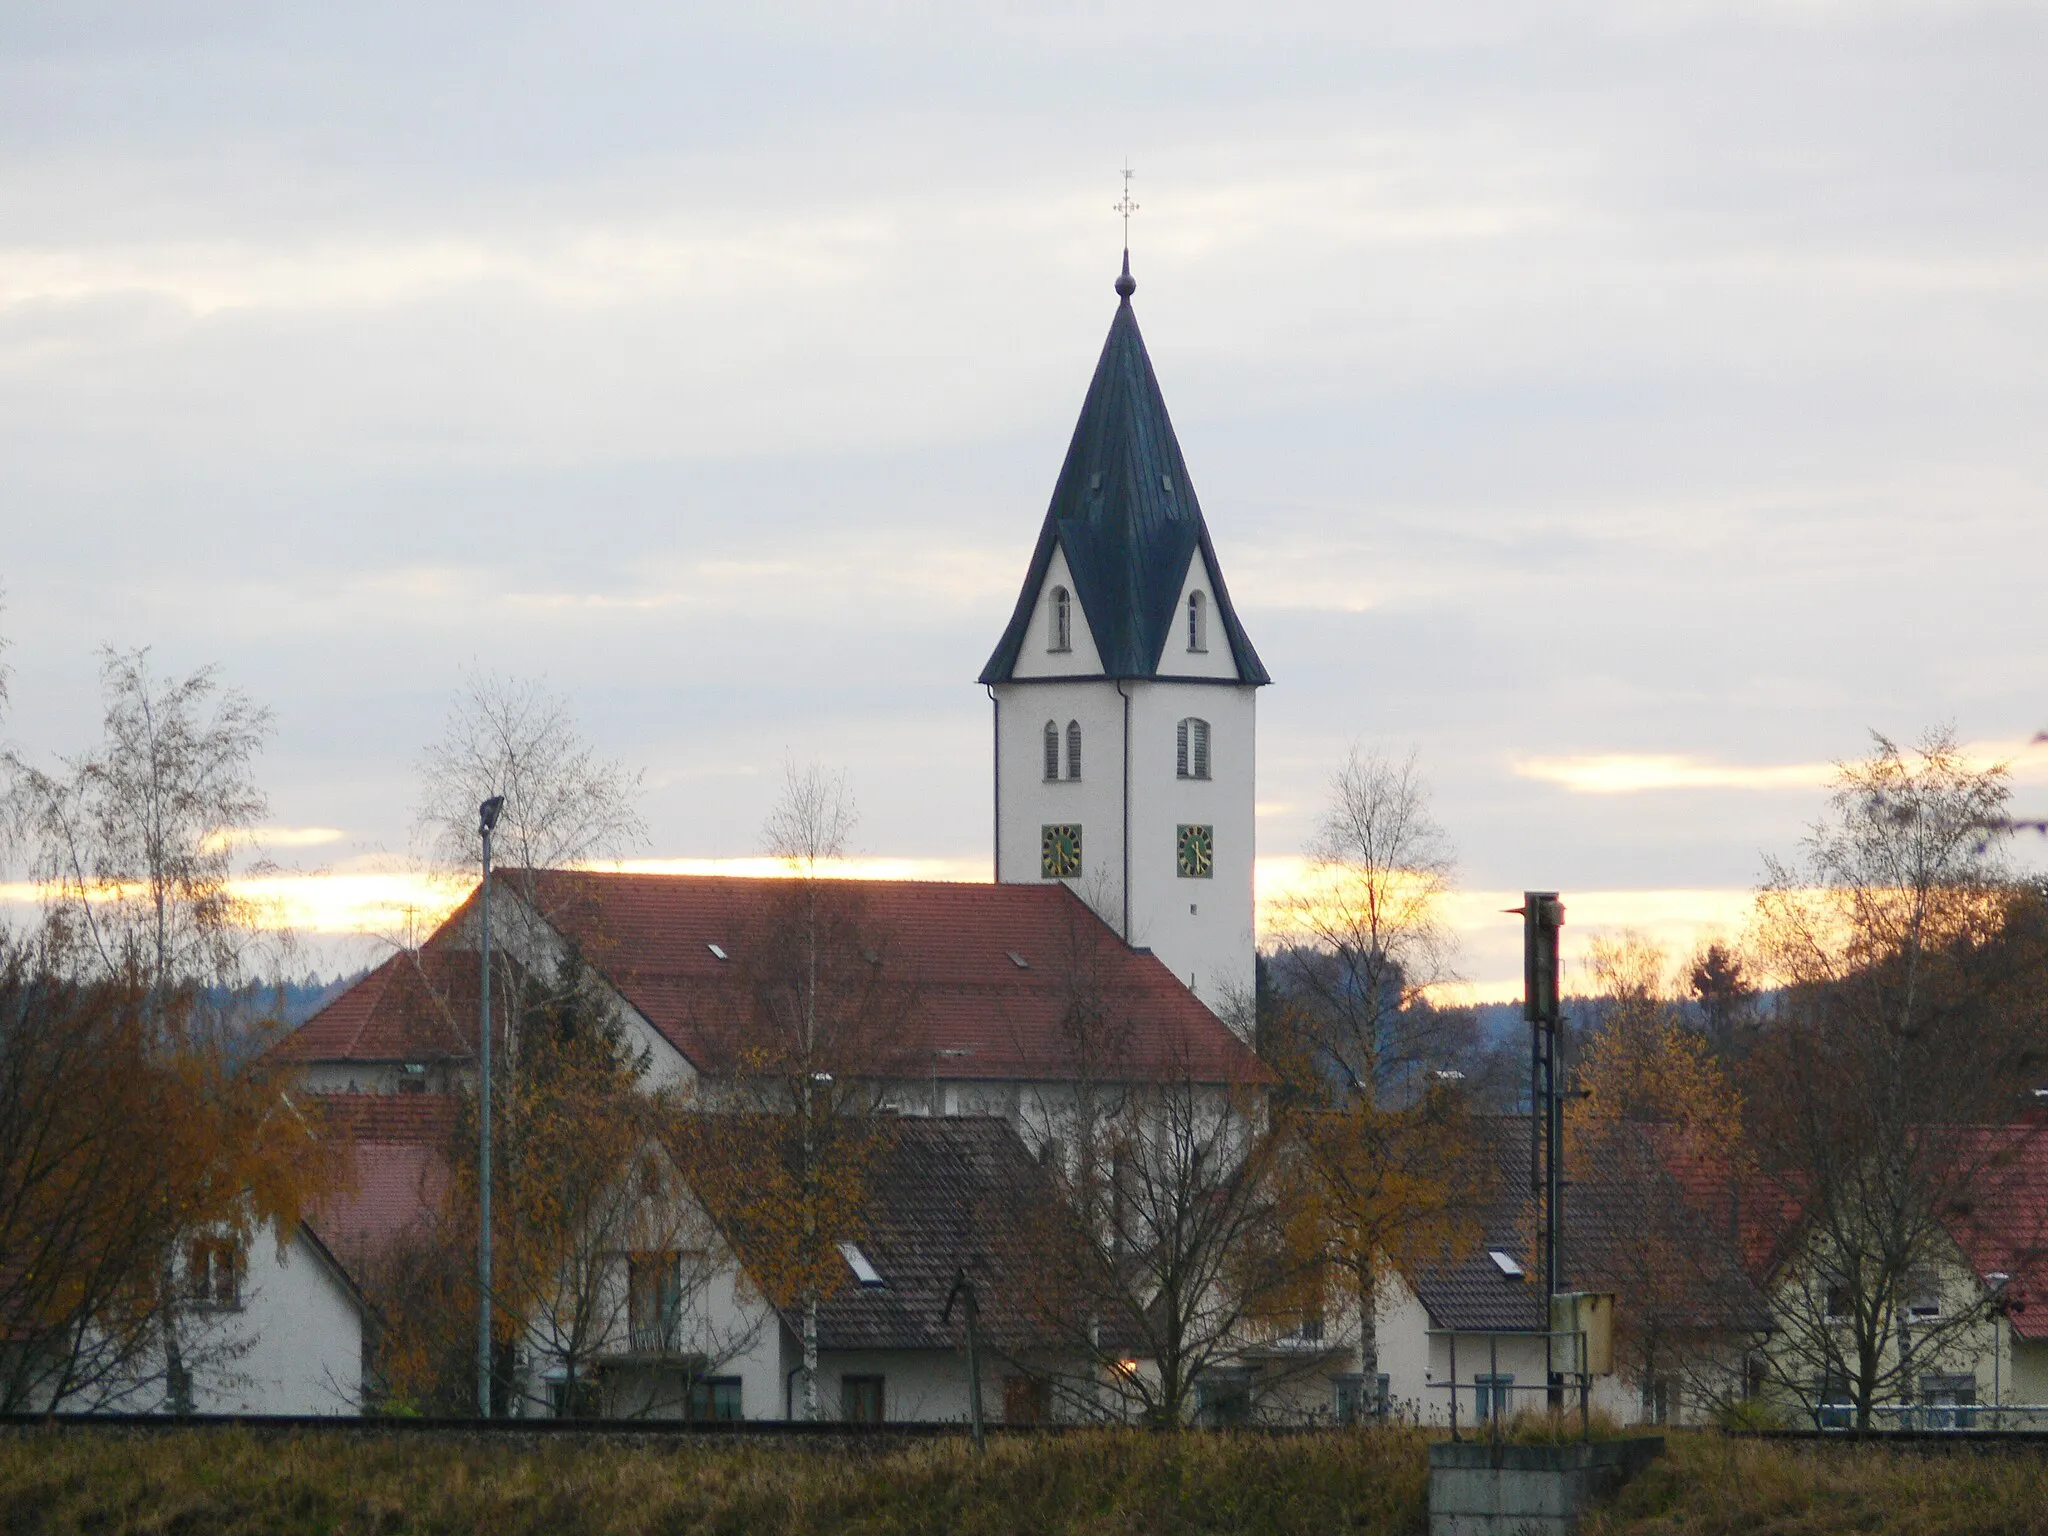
[481,870,1268,1086]
[1404,1117,1771,1338]
[267,948,491,1068]
[980,257,1268,686]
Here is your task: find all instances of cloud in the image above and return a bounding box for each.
[195,825,348,854]
[1514,739,2048,795]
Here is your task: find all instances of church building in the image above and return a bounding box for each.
[982,253,1269,1014]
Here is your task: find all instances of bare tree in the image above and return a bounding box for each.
[1269,746,1464,1410]
[1274,747,1459,1098]
[2,648,276,991]
[415,671,646,886]
[675,761,911,1420]
[1744,729,2048,1428]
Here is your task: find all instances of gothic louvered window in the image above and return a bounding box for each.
[1043,720,1060,782]
[1187,590,1208,652]
[1176,717,1211,780]
[1066,720,1082,780]
[1049,586,1072,652]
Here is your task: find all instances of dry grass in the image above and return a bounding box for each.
[8,1425,2048,1534]
[1584,1432,2048,1536]
[0,1426,1430,1536]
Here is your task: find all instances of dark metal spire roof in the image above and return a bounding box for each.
[979,259,1269,686]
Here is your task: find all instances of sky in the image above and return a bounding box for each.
[4,2,2047,996]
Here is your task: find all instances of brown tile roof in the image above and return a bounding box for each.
[1404,1116,1772,1338]
[491,870,1265,1086]
[687,1114,1058,1355]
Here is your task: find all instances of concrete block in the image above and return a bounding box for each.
[1427,1437,1664,1535]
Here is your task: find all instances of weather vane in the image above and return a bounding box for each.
[1115,161,1139,249]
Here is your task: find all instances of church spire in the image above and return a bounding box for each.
[978,264,1268,687]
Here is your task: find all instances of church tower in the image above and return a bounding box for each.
[981,255,1270,1022]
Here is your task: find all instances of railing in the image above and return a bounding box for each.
[1815,1402,2048,1431]
[1427,1329,1600,1443]
[626,1321,681,1357]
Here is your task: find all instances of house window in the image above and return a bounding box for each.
[1043,721,1060,781]
[1920,1373,1977,1430]
[186,1236,243,1309]
[842,1374,885,1424]
[1907,1269,1942,1321]
[1644,1376,1674,1425]
[1176,718,1211,780]
[1049,586,1072,652]
[1066,720,1082,780]
[627,1251,682,1355]
[1004,1375,1052,1425]
[1176,824,1214,879]
[1817,1370,1853,1430]
[1335,1374,1390,1425]
[1824,1282,1854,1321]
[1473,1373,1514,1424]
[1187,590,1208,652]
[1195,1370,1254,1426]
[687,1376,743,1421]
[1041,824,1082,879]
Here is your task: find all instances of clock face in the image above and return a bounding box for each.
[1041,823,1083,879]
[1177,823,1214,879]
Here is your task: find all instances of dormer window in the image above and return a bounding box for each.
[1187,590,1208,652]
[1043,720,1060,782]
[1176,718,1211,781]
[1065,720,1082,780]
[1049,586,1072,652]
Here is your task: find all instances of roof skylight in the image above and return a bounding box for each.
[706,943,729,961]
[1488,1250,1525,1281]
[839,1241,884,1288]
[1007,951,1031,969]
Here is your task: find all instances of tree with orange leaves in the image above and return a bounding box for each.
[0,941,331,1412]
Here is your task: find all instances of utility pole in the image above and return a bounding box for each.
[477,794,505,1418]
[944,1268,987,1454]
[1520,892,1566,1402]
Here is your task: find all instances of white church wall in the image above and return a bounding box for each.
[1008,543,1106,680]
[1125,681,1257,1017]
[1153,549,1243,682]
[994,681,1127,924]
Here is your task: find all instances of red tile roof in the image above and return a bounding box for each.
[1658,1124,2048,1340]
[383,871,1264,1086]
[1941,1126,2048,1341]
[268,948,484,1067]
[303,1094,458,1282]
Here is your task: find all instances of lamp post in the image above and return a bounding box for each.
[477,793,505,1418]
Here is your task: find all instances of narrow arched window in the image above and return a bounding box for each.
[1187,590,1208,653]
[1049,586,1072,652]
[1066,720,1083,780]
[1177,718,1211,780]
[1043,720,1060,782]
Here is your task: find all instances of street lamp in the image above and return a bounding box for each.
[477,793,505,1418]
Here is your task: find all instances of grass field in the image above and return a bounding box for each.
[2,1426,2047,1535]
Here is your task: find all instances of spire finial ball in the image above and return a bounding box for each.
[1115,249,1136,299]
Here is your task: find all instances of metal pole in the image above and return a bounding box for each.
[477,802,498,1418]
[1449,1333,1459,1442]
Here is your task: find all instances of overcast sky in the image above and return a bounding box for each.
[5,2,2047,991]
